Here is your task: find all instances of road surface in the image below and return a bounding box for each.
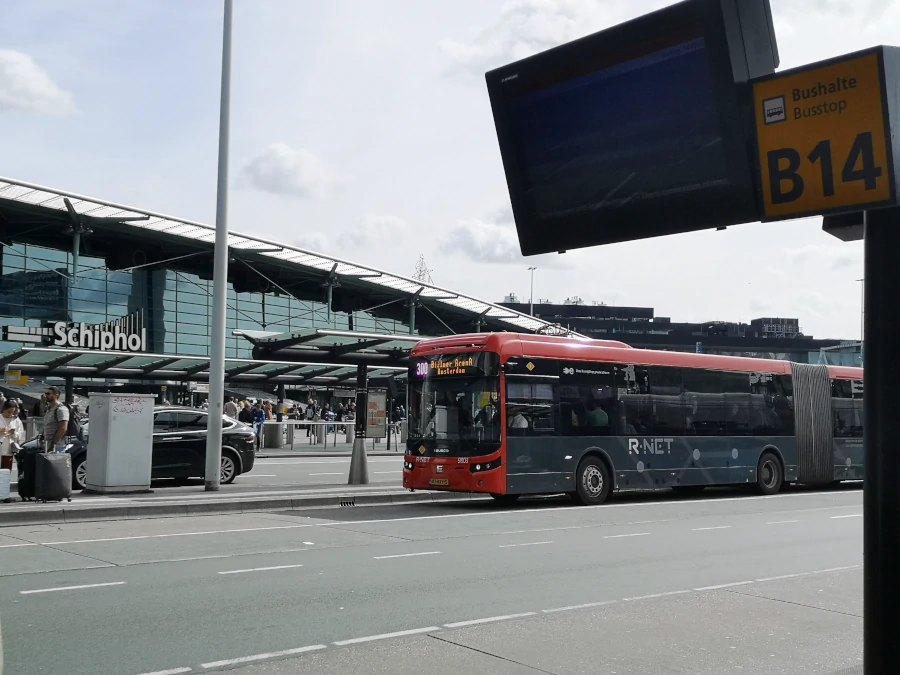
[0,485,863,675]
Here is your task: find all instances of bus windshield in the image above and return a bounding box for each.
[407,351,501,451]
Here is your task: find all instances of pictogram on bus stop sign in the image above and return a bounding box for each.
[753,48,896,220]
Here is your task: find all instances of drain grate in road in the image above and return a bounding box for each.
[340,498,356,507]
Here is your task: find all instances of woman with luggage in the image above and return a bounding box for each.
[0,400,24,471]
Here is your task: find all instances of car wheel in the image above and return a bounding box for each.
[572,455,611,506]
[72,456,87,491]
[220,453,238,484]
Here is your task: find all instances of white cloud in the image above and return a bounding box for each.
[0,49,74,114]
[440,218,572,268]
[442,219,520,262]
[352,214,407,247]
[438,0,653,74]
[239,143,341,199]
[294,231,329,252]
[783,244,863,270]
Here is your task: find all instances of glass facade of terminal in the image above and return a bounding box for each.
[0,243,405,359]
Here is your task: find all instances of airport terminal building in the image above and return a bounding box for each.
[0,177,547,405]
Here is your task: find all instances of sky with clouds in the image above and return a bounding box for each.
[2,0,889,339]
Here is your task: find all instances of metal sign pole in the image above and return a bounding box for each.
[348,365,369,484]
[204,0,233,491]
[863,206,900,674]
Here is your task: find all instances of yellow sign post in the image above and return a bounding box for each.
[753,48,896,220]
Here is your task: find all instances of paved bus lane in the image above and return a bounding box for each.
[0,487,863,675]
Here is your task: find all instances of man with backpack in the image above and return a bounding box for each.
[42,386,75,452]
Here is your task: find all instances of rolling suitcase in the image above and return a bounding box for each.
[15,447,39,501]
[34,452,72,502]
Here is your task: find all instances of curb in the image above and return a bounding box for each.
[0,490,473,527]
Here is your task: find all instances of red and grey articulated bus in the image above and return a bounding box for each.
[403,333,863,505]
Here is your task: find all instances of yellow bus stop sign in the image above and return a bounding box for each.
[753,48,896,220]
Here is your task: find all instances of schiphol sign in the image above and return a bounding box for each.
[2,310,148,352]
[49,311,147,353]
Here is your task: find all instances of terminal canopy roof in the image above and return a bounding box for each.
[235,328,422,367]
[0,347,406,386]
[0,176,555,336]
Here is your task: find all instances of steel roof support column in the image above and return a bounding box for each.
[348,364,369,484]
[326,283,333,327]
[64,375,74,406]
[205,0,233,492]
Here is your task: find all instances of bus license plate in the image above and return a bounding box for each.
[429,478,450,486]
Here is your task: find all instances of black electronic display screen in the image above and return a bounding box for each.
[486,0,775,255]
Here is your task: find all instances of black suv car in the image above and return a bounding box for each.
[22,406,257,490]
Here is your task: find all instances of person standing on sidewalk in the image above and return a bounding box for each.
[0,401,24,471]
[238,401,253,425]
[42,386,69,453]
[251,401,266,449]
[224,396,238,419]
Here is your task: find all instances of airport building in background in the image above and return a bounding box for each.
[0,177,548,406]
[500,295,861,367]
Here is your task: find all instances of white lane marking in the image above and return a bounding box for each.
[165,548,311,564]
[766,520,799,525]
[624,590,691,601]
[42,523,313,546]
[308,472,344,476]
[542,600,618,614]
[603,532,650,539]
[498,541,552,548]
[0,543,39,549]
[218,564,304,575]
[20,581,126,595]
[373,551,440,560]
[201,644,326,668]
[303,541,315,545]
[756,565,860,583]
[498,525,586,536]
[756,572,808,582]
[334,627,439,646]
[445,612,536,628]
[831,514,862,519]
[692,526,731,531]
[694,580,754,591]
[813,564,862,574]
[137,668,193,675]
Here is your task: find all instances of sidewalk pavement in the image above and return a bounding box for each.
[0,480,475,527]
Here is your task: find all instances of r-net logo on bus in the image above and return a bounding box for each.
[628,438,674,455]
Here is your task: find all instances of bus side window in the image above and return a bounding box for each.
[772,375,794,436]
[682,368,725,436]
[506,380,557,436]
[644,366,685,436]
[721,372,752,436]
[832,379,863,438]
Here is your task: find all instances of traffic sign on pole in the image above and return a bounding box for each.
[753,48,897,220]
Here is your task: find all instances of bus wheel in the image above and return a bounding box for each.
[757,452,783,495]
[490,493,520,505]
[573,456,611,506]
